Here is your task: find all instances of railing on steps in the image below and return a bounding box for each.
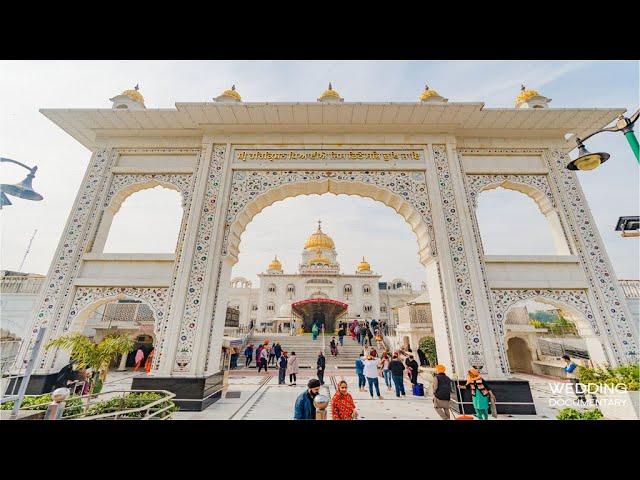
[6,389,177,420]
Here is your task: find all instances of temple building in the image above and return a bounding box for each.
[227,221,422,332]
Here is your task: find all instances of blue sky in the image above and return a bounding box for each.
[1,60,638,288]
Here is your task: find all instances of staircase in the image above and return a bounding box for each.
[245,333,364,369]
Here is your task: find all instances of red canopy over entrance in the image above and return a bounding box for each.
[291,298,348,333]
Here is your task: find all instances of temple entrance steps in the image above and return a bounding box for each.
[246,333,364,369]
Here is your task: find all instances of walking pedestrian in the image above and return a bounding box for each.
[144,348,155,373]
[355,353,366,392]
[388,353,406,397]
[278,351,288,385]
[432,364,452,420]
[312,322,320,341]
[268,344,276,366]
[317,351,326,385]
[258,345,269,373]
[363,354,383,400]
[338,327,345,346]
[562,355,586,402]
[330,337,338,357]
[133,347,145,372]
[274,342,282,363]
[331,380,358,420]
[287,351,299,385]
[461,368,492,420]
[244,343,254,367]
[380,353,392,391]
[255,344,263,368]
[406,355,419,385]
[294,378,321,420]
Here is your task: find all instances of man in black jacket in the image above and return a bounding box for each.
[317,352,326,385]
[432,364,452,419]
[406,355,419,385]
[388,354,406,397]
[278,351,288,385]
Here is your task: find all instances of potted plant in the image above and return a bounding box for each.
[45,333,135,394]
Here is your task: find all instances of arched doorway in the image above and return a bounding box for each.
[220,175,471,377]
[507,337,533,374]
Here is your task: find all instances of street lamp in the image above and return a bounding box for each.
[0,157,44,208]
[566,110,639,171]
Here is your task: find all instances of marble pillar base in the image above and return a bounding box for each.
[131,371,224,411]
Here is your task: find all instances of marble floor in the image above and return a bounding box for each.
[100,368,589,420]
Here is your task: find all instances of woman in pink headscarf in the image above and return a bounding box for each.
[133,348,145,371]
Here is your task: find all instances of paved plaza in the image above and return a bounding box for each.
[101,367,582,420]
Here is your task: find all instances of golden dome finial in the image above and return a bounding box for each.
[268,255,282,271]
[516,84,540,105]
[318,83,343,102]
[357,256,371,272]
[216,84,242,102]
[419,83,447,102]
[304,220,335,250]
[120,85,145,106]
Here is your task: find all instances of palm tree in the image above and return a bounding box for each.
[45,333,135,393]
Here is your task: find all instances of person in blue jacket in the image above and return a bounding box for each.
[244,344,254,367]
[294,378,322,420]
[355,353,366,392]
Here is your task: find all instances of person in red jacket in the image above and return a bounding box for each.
[331,380,358,420]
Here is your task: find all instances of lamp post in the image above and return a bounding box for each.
[566,110,639,171]
[0,157,44,208]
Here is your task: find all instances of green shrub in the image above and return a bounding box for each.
[578,364,639,391]
[1,393,83,417]
[85,392,178,418]
[418,337,438,366]
[556,407,603,420]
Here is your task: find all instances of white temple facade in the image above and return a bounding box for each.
[227,221,422,332]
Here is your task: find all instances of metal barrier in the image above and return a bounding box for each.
[13,389,177,420]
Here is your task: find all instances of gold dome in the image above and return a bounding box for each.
[516,84,540,105]
[319,82,341,100]
[304,220,335,250]
[419,85,440,101]
[308,249,331,266]
[268,255,282,271]
[121,85,145,105]
[220,85,242,101]
[357,256,371,272]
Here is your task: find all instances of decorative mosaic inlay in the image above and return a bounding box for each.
[491,289,599,337]
[174,145,226,372]
[152,156,202,372]
[222,170,436,258]
[64,287,168,332]
[204,260,224,373]
[466,174,555,210]
[23,149,116,369]
[546,150,637,363]
[432,145,485,369]
[105,173,193,209]
[435,262,456,375]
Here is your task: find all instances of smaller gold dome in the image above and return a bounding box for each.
[357,256,371,272]
[319,82,341,100]
[419,85,440,101]
[516,84,540,105]
[221,85,242,101]
[268,255,282,271]
[308,249,331,266]
[121,85,145,105]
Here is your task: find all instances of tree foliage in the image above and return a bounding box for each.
[45,332,134,382]
[418,336,438,366]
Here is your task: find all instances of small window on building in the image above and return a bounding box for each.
[380,304,387,313]
[251,304,258,311]
[364,304,372,313]
[363,284,371,295]
[267,303,275,312]
[344,284,352,295]
[287,284,295,294]
[268,284,276,294]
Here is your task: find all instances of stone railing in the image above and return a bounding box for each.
[619,279,640,299]
[0,276,45,294]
